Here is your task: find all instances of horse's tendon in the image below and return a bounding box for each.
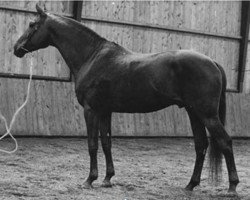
[0,57,33,154]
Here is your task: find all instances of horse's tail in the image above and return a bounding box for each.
[217,62,227,126]
[208,61,227,184]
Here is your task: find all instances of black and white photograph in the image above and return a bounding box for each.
[0,0,249,199]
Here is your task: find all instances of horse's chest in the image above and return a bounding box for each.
[75,76,112,111]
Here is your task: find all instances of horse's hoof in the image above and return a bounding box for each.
[227,189,238,197]
[102,180,112,188]
[83,181,93,189]
[185,184,194,191]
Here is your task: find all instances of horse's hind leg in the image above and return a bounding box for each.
[185,108,208,191]
[204,116,239,193]
[99,113,115,187]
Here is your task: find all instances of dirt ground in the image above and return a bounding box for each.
[0,138,249,200]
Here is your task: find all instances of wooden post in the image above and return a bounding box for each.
[237,1,250,92]
[73,1,83,22]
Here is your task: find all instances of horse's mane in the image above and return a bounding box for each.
[49,13,105,42]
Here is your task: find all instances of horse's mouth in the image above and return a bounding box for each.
[14,44,30,58]
[14,47,27,58]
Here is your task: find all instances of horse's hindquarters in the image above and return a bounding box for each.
[176,51,222,118]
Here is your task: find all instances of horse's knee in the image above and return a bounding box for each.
[88,145,98,156]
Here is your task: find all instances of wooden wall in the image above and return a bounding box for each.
[0,1,249,137]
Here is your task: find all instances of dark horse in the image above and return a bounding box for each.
[14,5,239,193]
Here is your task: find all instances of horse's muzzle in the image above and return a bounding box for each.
[14,45,28,58]
[14,50,25,58]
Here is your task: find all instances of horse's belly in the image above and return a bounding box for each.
[111,94,179,113]
[112,104,170,113]
[110,78,182,113]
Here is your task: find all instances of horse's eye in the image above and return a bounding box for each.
[29,21,35,27]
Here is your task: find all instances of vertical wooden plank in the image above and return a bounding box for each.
[73,0,83,21]
[237,1,250,92]
[0,10,6,73]
[0,79,6,133]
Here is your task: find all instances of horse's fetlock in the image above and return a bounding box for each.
[107,169,115,177]
[230,179,240,186]
[231,179,239,185]
[90,170,98,181]
[190,180,200,187]
[186,180,200,191]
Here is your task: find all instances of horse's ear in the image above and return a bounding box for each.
[43,4,47,12]
[36,3,46,17]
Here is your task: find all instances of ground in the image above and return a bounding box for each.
[0,138,249,200]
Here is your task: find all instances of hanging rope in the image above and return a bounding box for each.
[0,57,33,154]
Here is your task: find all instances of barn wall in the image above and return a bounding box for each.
[0,1,249,137]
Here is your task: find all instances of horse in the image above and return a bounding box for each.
[14,4,239,194]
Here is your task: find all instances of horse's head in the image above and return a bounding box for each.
[14,4,50,58]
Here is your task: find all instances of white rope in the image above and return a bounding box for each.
[0,57,33,154]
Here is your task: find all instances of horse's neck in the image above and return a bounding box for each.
[48,16,105,78]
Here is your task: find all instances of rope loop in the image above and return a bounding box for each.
[0,56,33,154]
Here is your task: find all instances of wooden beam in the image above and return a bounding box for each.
[237,1,250,92]
[73,1,83,21]
[81,16,241,41]
[0,73,71,82]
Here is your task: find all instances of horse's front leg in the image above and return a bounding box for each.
[83,106,99,188]
[99,113,115,187]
